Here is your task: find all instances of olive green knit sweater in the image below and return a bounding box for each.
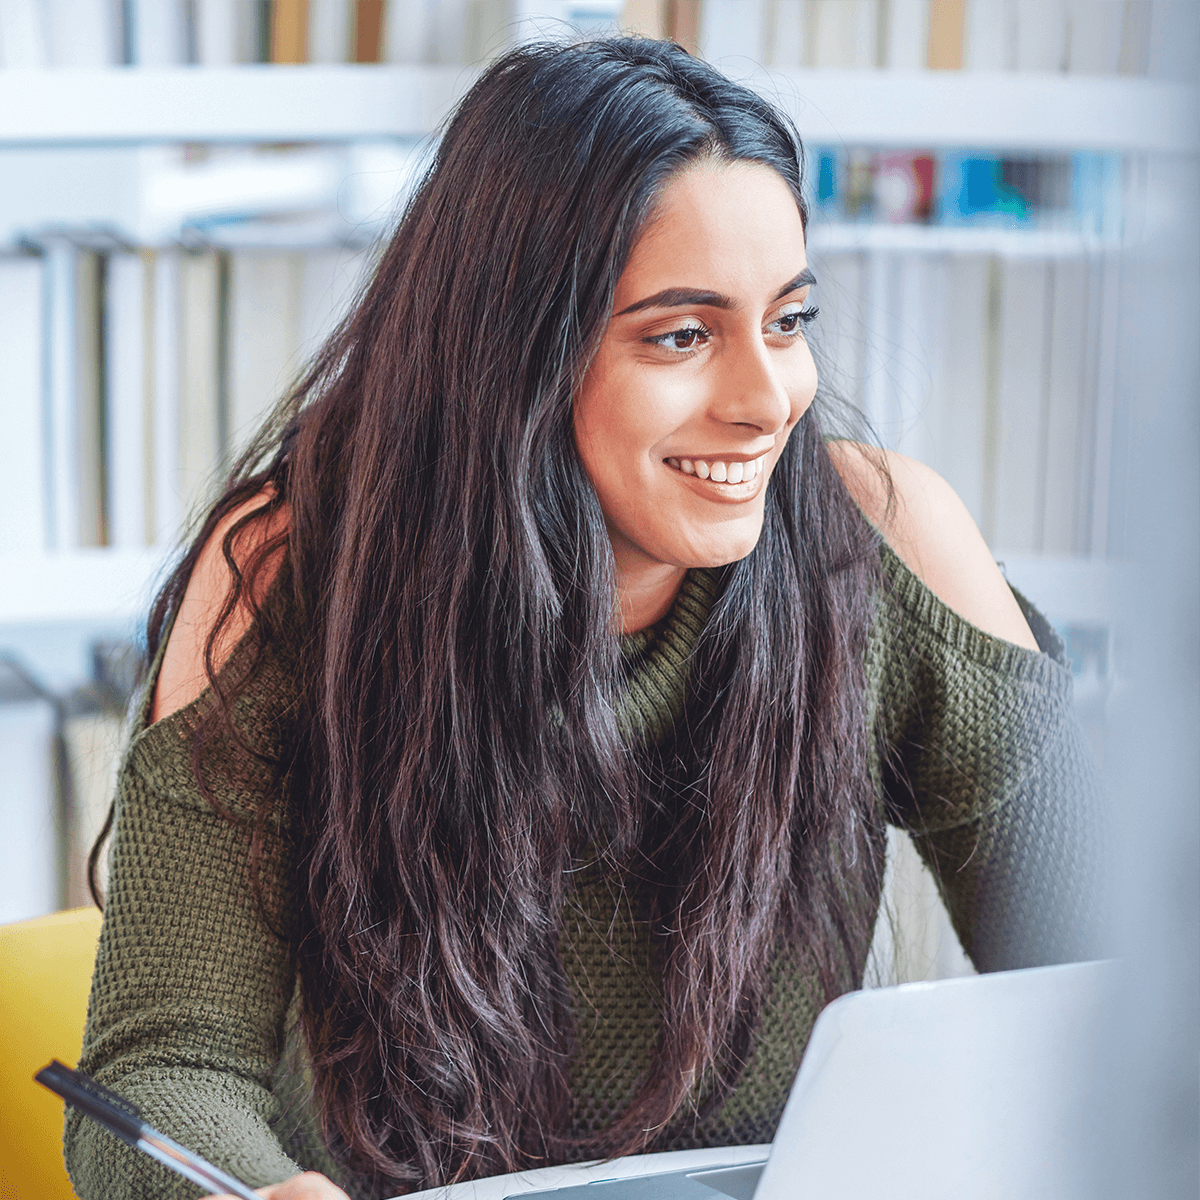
[64,541,1106,1200]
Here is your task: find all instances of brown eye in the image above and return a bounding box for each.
[768,306,819,337]
[648,323,711,353]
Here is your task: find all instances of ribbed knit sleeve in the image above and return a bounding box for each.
[64,623,312,1200]
[869,541,1110,972]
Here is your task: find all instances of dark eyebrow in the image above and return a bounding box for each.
[616,268,816,316]
[617,287,730,315]
[773,268,817,300]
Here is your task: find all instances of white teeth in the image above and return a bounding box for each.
[669,455,769,482]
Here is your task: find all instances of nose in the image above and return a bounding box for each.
[708,333,802,436]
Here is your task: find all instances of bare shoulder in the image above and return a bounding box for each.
[151,487,291,724]
[827,441,1038,651]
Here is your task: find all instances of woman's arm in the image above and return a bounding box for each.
[66,494,345,1199]
[838,443,1111,971]
[152,488,290,723]
[827,441,1039,652]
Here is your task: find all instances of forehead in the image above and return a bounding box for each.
[615,160,808,303]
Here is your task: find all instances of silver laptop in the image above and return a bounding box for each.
[502,960,1118,1200]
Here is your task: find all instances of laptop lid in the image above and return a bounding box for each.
[754,959,1118,1200]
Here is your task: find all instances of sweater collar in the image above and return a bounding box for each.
[616,568,721,744]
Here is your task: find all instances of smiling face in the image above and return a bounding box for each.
[573,158,819,631]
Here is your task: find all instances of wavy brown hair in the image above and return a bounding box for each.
[100,37,887,1198]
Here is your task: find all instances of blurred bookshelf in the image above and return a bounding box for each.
[0,64,1193,149]
[0,0,1195,923]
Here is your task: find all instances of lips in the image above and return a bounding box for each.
[664,455,768,484]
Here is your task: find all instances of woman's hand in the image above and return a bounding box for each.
[209,1172,350,1199]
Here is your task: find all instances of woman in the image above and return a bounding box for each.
[67,36,1104,1200]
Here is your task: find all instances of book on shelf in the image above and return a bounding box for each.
[2,237,374,560]
[8,228,1114,563]
[150,251,184,545]
[1063,0,1125,75]
[1040,258,1090,556]
[62,706,122,908]
[0,0,1176,70]
[761,0,805,67]
[0,682,59,923]
[743,0,885,69]
[874,151,935,223]
[699,0,766,64]
[190,0,237,64]
[61,637,142,909]
[126,0,188,65]
[988,256,1049,552]
[354,0,386,59]
[948,250,1106,557]
[227,250,305,461]
[0,643,140,917]
[178,248,226,530]
[104,252,148,549]
[1015,0,1067,71]
[813,0,881,68]
[808,144,1121,239]
[926,0,964,69]
[924,254,989,527]
[803,246,867,426]
[227,246,369,466]
[1117,0,1152,75]
[0,254,46,554]
[885,0,929,70]
[0,0,48,66]
[42,0,120,65]
[310,0,354,61]
[104,249,186,550]
[858,251,933,459]
[802,235,1103,558]
[272,0,310,60]
[41,239,108,553]
[74,248,105,549]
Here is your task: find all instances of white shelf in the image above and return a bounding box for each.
[748,69,1199,155]
[0,65,1194,154]
[0,548,172,626]
[0,65,472,145]
[806,223,1121,258]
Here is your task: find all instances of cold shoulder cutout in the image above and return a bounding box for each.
[827,440,1039,652]
[152,488,290,724]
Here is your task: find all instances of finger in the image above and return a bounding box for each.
[256,1172,351,1199]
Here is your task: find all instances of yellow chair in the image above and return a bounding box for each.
[0,906,103,1200]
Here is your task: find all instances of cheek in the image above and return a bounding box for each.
[573,379,646,515]
[572,364,613,478]
[574,361,679,473]
[788,342,820,422]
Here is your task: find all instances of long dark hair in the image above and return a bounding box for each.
[120,36,885,1197]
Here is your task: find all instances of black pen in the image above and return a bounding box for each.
[35,1059,262,1200]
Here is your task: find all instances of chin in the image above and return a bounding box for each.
[673,525,765,570]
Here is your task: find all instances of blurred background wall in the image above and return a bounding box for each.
[0,0,1195,1189]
